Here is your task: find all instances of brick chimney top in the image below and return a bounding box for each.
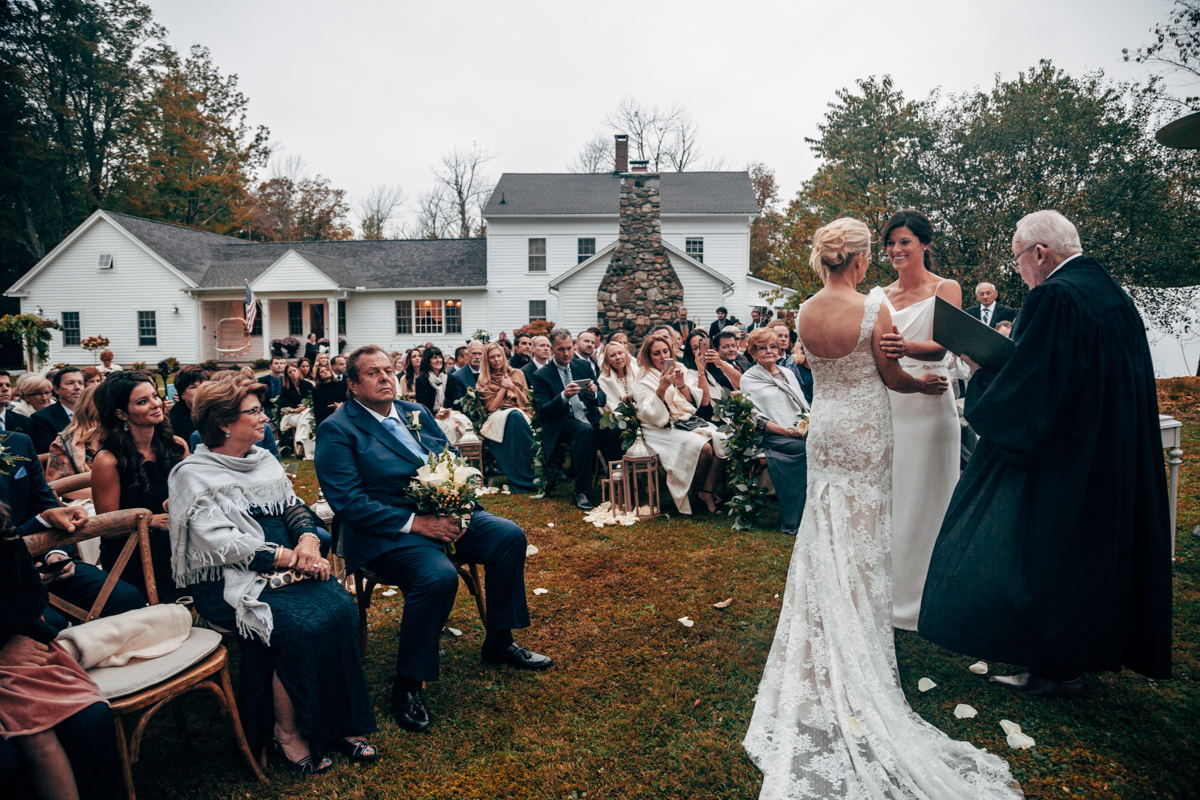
[614,134,628,172]
[630,159,649,173]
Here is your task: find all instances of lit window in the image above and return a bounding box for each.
[445,300,462,334]
[396,299,462,335]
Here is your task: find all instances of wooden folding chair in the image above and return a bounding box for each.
[25,509,267,799]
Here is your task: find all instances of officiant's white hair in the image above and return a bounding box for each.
[1014,210,1082,257]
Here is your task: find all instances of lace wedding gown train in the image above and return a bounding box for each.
[743,295,1021,800]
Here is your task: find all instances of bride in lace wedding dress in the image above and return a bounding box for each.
[743,219,1022,800]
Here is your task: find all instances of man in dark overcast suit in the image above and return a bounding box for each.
[30,367,84,453]
[0,371,30,434]
[520,336,552,382]
[965,282,1017,329]
[445,340,484,411]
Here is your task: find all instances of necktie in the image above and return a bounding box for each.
[982,307,991,326]
[558,366,589,424]
[380,416,428,463]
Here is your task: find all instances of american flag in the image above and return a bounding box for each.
[244,283,257,333]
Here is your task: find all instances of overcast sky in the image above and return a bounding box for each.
[147,0,1176,230]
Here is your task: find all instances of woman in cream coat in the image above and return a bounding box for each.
[598,340,639,414]
[632,333,728,515]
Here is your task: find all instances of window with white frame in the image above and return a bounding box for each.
[137,311,157,346]
[396,299,462,335]
[577,238,596,263]
[529,300,546,322]
[528,238,546,272]
[685,237,704,262]
[61,312,80,346]
[287,302,303,336]
[444,300,462,334]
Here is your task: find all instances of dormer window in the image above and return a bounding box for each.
[97,254,113,269]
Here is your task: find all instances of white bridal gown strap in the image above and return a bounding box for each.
[868,284,961,630]
[743,294,1021,800]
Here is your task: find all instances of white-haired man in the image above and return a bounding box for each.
[965,282,1016,329]
[919,210,1172,698]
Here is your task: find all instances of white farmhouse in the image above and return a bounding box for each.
[6,146,787,366]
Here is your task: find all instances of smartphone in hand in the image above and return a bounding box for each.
[663,358,676,373]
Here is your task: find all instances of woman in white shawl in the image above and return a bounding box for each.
[414,346,473,444]
[598,340,638,414]
[168,377,378,775]
[632,333,728,515]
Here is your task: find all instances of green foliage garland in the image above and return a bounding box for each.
[528,406,559,497]
[713,391,769,531]
[599,398,642,451]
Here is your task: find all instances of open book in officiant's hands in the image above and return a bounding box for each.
[932,297,1015,372]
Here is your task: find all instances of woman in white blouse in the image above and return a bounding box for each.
[598,341,639,414]
[740,327,810,536]
[632,333,728,515]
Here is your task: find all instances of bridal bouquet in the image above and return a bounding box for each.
[402,447,483,556]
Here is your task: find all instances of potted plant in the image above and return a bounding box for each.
[270,338,286,357]
[79,335,111,365]
[281,337,300,358]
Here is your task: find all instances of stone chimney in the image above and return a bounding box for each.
[614,134,628,172]
[597,171,684,342]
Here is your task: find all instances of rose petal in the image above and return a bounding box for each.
[446,627,462,637]
[1006,732,1036,750]
[847,716,867,739]
[999,720,1022,736]
[713,597,734,609]
[969,661,989,675]
[533,588,548,595]
[678,617,694,628]
[381,589,397,597]
[526,544,539,556]
[918,677,937,692]
[953,704,978,719]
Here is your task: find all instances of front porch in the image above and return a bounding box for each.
[197,293,346,363]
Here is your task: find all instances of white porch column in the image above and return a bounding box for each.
[326,297,335,351]
[261,299,272,360]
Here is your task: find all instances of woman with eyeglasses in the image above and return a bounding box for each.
[868,208,963,631]
[11,375,54,418]
[169,377,378,774]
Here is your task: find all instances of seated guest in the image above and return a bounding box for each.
[573,331,600,380]
[78,367,103,389]
[296,357,312,382]
[45,385,102,491]
[170,378,378,773]
[258,356,287,411]
[278,363,312,412]
[168,365,209,445]
[31,367,85,454]
[238,365,256,381]
[278,364,315,459]
[632,334,728,515]
[598,341,638,414]
[92,372,189,602]
[709,329,745,392]
[670,328,685,359]
[530,329,618,510]
[452,344,469,371]
[413,346,473,444]
[520,336,552,382]
[740,328,810,536]
[791,339,815,406]
[509,334,532,370]
[396,349,420,398]
[2,429,144,633]
[189,371,281,460]
[311,363,346,428]
[0,508,122,800]
[97,349,122,376]
[445,340,484,411]
[681,330,723,417]
[11,375,54,419]
[476,343,537,493]
[609,331,633,355]
[0,370,31,435]
[316,346,552,733]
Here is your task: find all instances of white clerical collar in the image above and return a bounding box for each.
[356,398,400,424]
[1049,252,1083,277]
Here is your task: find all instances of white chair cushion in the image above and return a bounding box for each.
[88,627,222,700]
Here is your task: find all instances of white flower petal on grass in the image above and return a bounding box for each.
[1006,732,1036,750]
[526,545,539,556]
[953,704,978,719]
[969,661,989,675]
[847,716,867,739]
[678,617,694,628]
[918,677,937,692]
[446,627,462,637]
[547,522,555,528]
[713,597,734,609]
[999,720,1022,736]
[533,588,548,595]
[381,589,397,597]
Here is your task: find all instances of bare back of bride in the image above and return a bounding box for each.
[742,218,1022,800]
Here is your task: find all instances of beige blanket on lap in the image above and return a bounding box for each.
[56,604,192,669]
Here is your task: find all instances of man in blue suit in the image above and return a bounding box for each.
[316,346,552,734]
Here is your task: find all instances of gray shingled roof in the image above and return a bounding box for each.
[99,212,486,290]
[482,172,760,217]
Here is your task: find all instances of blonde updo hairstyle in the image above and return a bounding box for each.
[809,218,872,281]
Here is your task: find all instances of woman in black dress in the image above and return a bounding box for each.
[310,363,345,428]
[167,365,209,444]
[92,372,189,602]
[277,364,312,411]
[170,378,378,773]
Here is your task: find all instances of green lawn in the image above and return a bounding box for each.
[131,379,1200,799]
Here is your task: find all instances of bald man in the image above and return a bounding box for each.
[965,282,1016,328]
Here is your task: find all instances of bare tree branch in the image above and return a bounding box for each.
[356,183,406,239]
[433,144,496,238]
[568,133,616,173]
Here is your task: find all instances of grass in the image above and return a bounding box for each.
[131,379,1200,799]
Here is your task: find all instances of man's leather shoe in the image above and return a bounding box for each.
[392,689,432,732]
[987,672,1088,699]
[482,642,555,671]
[574,493,594,511]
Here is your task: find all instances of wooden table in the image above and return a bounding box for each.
[1161,414,1183,557]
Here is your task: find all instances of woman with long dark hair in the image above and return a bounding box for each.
[869,209,964,630]
[91,372,189,601]
[414,346,473,443]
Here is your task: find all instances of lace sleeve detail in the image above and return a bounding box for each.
[859,295,882,346]
[282,501,320,546]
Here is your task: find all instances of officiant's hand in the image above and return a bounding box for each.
[916,372,949,396]
[880,326,908,359]
[960,354,981,377]
[411,514,463,544]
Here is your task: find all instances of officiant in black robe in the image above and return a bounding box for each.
[918,211,1172,697]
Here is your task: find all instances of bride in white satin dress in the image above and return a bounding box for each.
[870,209,963,631]
[743,218,1021,800]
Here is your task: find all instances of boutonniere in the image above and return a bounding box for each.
[406,409,422,434]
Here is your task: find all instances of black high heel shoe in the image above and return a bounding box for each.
[273,738,332,775]
[339,738,381,763]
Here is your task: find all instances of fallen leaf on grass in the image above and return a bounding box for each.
[713,597,733,609]
[446,627,462,637]
[533,588,548,595]
[969,661,989,675]
[381,589,398,597]
[953,704,978,719]
[526,544,539,556]
[693,699,701,708]
[918,677,937,692]
[678,617,694,628]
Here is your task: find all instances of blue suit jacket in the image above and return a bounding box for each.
[0,432,60,536]
[315,398,455,574]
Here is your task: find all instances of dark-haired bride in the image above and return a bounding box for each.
[743,218,1020,799]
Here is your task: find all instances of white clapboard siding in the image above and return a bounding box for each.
[18,217,201,364]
